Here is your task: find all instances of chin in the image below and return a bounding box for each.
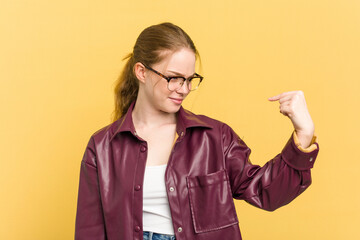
[160,102,182,114]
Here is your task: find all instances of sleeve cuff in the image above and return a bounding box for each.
[281,132,319,170]
[293,131,318,153]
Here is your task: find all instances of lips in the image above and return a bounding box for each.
[169,97,183,104]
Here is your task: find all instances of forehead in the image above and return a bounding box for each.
[156,48,196,75]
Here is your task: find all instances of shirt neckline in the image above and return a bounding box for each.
[145,164,167,168]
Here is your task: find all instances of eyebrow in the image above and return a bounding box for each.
[167,70,196,77]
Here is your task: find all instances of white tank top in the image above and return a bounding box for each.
[142,164,174,235]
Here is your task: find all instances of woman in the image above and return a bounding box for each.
[75,22,319,240]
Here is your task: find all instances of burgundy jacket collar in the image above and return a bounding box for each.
[109,101,213,142]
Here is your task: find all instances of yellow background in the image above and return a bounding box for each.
[1,0,359,239]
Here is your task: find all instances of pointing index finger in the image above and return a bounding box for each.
[268,91,296,101]
[268,93,283,101]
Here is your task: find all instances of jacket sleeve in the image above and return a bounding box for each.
[222,124,319,211]
[75,136,106,240]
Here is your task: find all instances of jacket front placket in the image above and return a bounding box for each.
[164,124,187,240]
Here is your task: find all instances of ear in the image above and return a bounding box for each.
[134,62,147,84]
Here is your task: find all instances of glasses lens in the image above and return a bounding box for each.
[188,77,201,91]
[168,78,184,91]
[168,77,202,91]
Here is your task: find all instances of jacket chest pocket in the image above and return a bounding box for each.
[186,169,239,233]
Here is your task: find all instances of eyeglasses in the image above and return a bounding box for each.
[141,63,203,91]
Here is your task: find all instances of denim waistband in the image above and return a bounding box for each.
[143,231,176,240]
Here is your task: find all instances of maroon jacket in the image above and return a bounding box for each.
[75,101,319,240]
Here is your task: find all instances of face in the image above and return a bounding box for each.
[140,48,196,114]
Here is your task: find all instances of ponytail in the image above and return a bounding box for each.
[112,53,139,122]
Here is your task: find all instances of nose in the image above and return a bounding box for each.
[176,80,190,94]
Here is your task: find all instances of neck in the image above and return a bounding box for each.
[132,98,177,129]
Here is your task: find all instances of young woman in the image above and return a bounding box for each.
[75,22,319,240]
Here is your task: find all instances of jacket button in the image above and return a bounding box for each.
[178,227,183,232]
[134,226,141,232]
[180,131,184,137]
[135,185,141,191]
[309,157,313,162]
[140,146,147,152]
[169,187,175,192]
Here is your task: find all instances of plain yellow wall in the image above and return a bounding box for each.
[1,0,359,239]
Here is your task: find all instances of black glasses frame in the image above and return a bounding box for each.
[141,62,203,91]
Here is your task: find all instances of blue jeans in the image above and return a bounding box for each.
[143,231,176,240]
